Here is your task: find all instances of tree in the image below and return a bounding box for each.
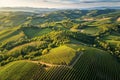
[42,49,49,55]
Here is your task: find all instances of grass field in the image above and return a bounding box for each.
[23,27,52,38]
[103,32,120,46]
[81,26,101,35]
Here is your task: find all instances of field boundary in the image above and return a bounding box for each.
[70,52,84,67]
[23,52,84,68]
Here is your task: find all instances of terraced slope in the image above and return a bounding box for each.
[34,45,77,65]
[71,45,120,80]
[0,9,120,80]
[0,45,120,80]
[0,61,45,80]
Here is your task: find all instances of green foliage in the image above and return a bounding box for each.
[0,45,120,80]
[42,49,49,55]
[7,41,48,58]
[0,9,120,80]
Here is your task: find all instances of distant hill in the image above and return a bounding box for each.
[0,7,120,12]
[0,7,58,13]
[83,6,120,10]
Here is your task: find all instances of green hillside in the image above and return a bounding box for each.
[0,45,120,80]
[34,45,77,65]
[0,9,120,80]
[0,61,45,80]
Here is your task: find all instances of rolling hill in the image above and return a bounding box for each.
[0,9,120,80]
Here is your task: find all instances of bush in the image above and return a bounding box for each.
[42,49,49,55]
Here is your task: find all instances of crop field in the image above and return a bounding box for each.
[1,44,120,80]
[0,9,120,80]
[34,45,77,65]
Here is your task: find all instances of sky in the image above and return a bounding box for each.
[0,0,120,9]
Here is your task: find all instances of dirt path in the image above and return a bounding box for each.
[25,52,84,68]
[70,52,84,67]
[26,60,61,67]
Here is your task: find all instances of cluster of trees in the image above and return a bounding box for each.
[72,24,88,29]
[33,30,71,46]
[0,30,71,66]
[95,23,119,36]
[0,41,49,66]
[91,23,120,60]
[95,39,120,61]
[0,38,30,51]
[70,32,95,44]
[1,9,120,66]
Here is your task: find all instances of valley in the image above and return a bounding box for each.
[0,8,120,80]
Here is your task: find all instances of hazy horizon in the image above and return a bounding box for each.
[0,0,120,9]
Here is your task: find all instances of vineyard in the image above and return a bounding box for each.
[0,45,120,80]
[0,8,120,80]
[34,45,77,65]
